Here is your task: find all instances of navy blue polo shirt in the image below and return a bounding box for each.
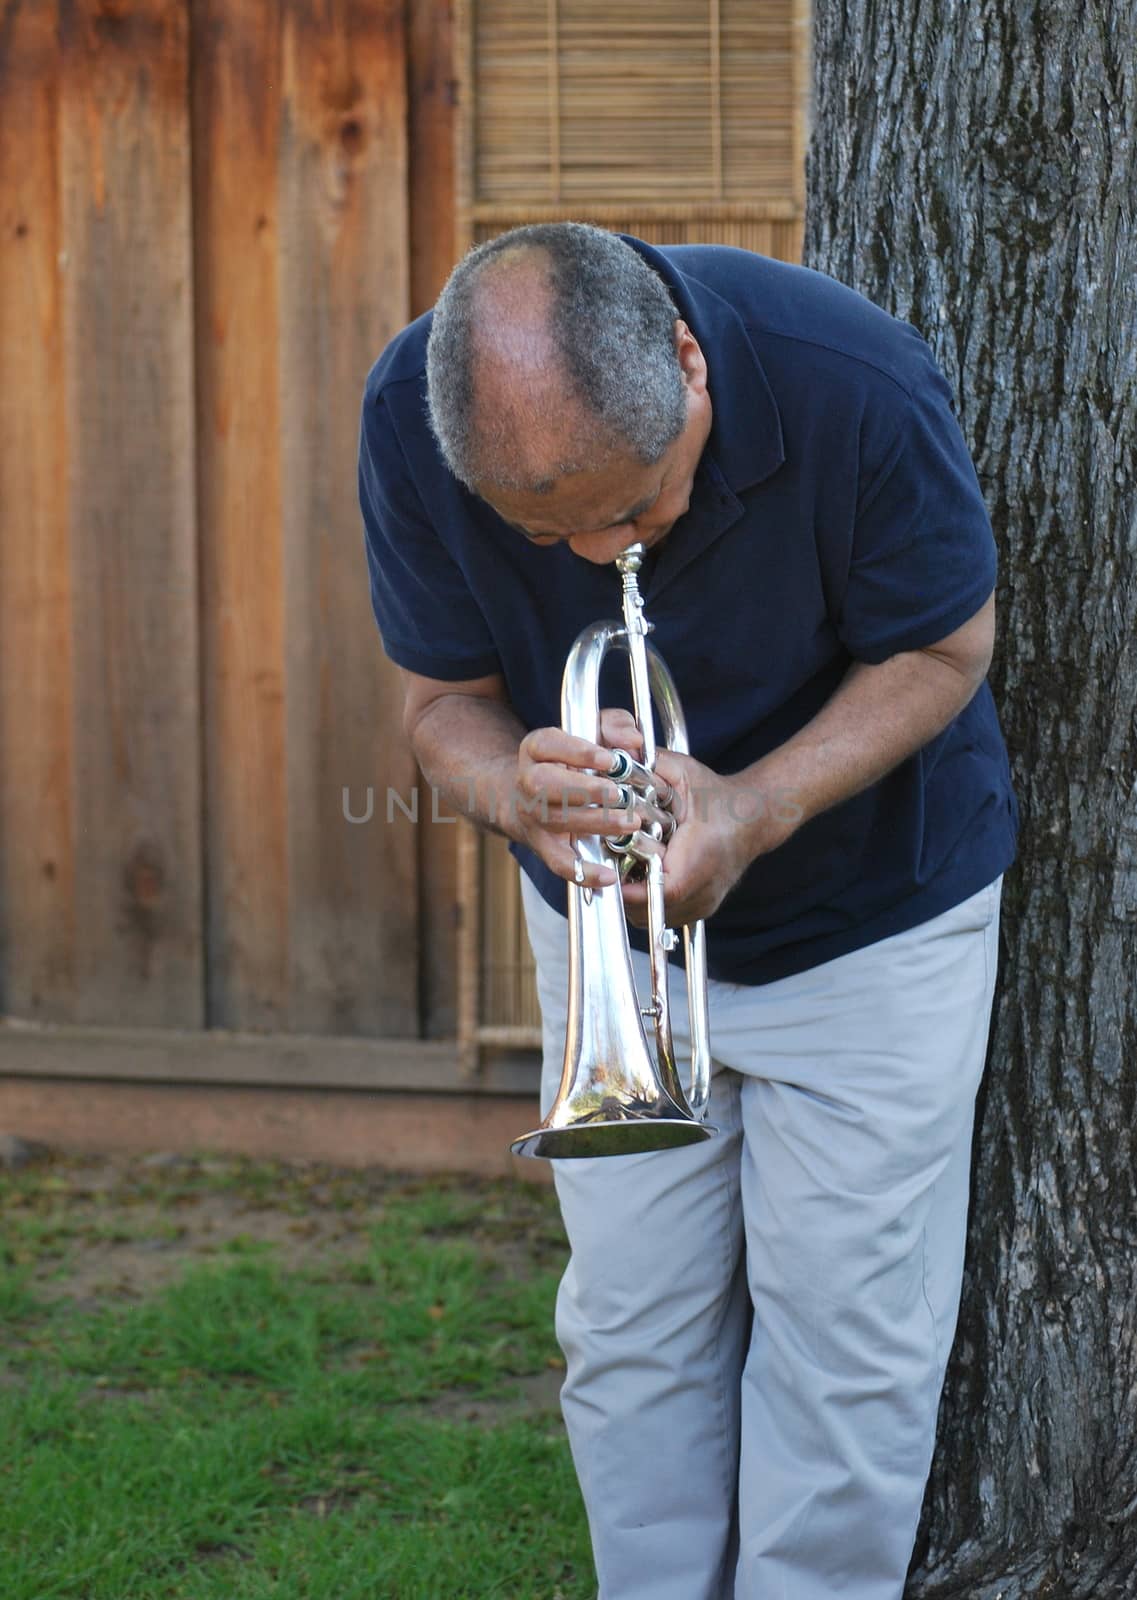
[358,239,1017,984]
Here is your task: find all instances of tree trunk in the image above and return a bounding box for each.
[805,3,1137,1593]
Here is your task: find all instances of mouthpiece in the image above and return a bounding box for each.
[616,542,646,577]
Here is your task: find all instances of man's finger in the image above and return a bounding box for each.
[543,841,618,889]
[548,804,644,838]
[620,879,649,928]
[522,727,622,772]
[517,765,626,809]
[599,708,645,755]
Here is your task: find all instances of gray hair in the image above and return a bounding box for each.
[425,223,687,491]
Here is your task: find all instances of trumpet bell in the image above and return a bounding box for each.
[511,1114,712,1161]
[510,827,717,1160]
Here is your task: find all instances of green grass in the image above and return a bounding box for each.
[0,1156,594,1599]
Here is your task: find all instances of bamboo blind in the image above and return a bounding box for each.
[457,0,810,245]
[454,0,811,1068]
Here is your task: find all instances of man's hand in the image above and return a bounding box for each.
[597,710,800,928]
[402,596,996,928]
[512,724,642,890]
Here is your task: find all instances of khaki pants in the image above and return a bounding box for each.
[521,873,1002,1600]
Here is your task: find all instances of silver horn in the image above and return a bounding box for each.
[511,543,716,1159]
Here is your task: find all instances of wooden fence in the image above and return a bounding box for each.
[0,3,809,1157]
[0,0,465,1050]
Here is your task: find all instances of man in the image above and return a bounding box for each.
[358,223,1017,1599]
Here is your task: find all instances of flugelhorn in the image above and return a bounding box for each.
[511,543,716,1159]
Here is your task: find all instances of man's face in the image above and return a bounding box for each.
[474,323,712,567]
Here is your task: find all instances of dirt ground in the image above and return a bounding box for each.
[3,1146,569,1419]
[23,1153,395,1304]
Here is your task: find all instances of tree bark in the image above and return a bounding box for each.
[805,3,1137,1593]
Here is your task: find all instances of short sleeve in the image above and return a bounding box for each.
[358,385,501,681]
[836,367,996,665]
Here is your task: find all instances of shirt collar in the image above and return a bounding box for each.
[620,236,786,493]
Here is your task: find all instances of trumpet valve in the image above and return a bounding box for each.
[607,748,674,811]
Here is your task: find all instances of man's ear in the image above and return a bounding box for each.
[675,320,708,392]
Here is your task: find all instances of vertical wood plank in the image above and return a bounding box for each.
[0,1,77,1021]
[547,0,561,202]
[456,823,481,1075]
[453,0,476,252]
[408,0,460,1037]
[791,0,812,212]
[277,0,419,1036]
[409,0,458,315]
[709,0,723,201]
[420,813,460,1038]
[59,0,203,1026]
[192,0,291,1030]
